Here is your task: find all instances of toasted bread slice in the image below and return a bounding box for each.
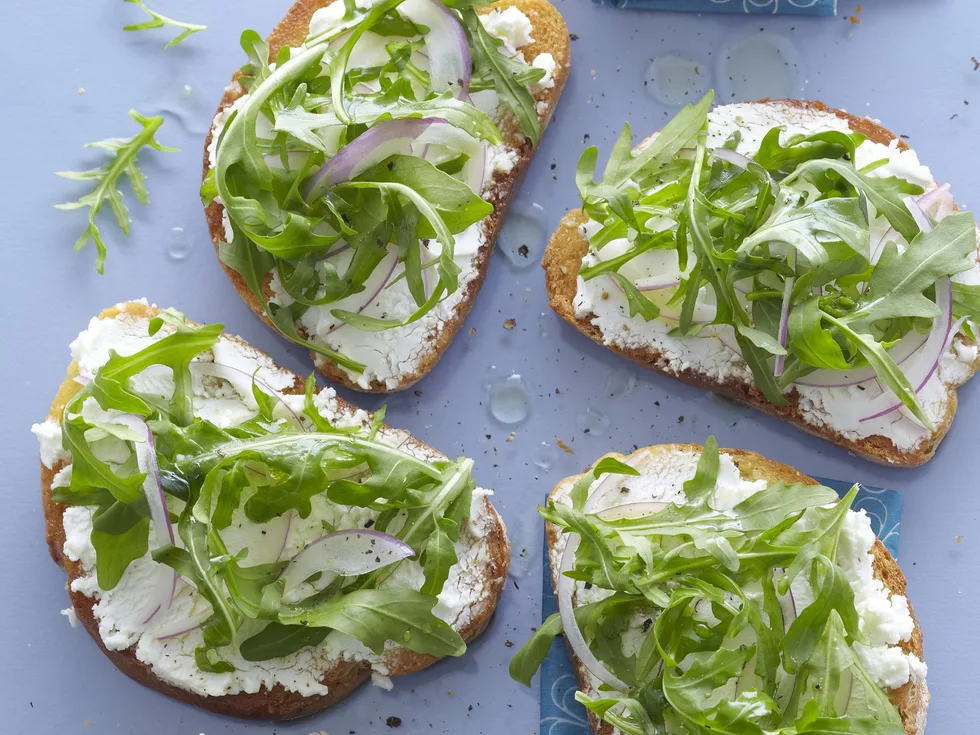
[203,0,571,393]
[544,100,980,467]
[545,443,928,735]
[39,300,510,719]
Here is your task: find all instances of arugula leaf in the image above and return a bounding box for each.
[91,503,149,590]
[754,128,864,176]
[509,612,563,687]
[55,110,176,273]
[682,434,719,506]
[782,159,923,242]
[739,197,870,266]
[240,622,329,661]
[123,0,206,48]
[463,8,541,145]
[846,211,977,326]
[609,273,660,321]
[593,456,642,477]
[513,441,909,732]
[56,308,483,672]
[279,588,464,657]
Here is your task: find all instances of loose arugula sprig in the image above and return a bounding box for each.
[56,110,176,274]
[210,0,545,373]
[123,0,206,48]
[510,438,907,734]
[55,310,475,670]
[575,92,978,424]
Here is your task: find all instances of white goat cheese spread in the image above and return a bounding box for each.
[208,6,556,390]
[548,446,926,702]
[39,302,499,698]
[573,102,980,454]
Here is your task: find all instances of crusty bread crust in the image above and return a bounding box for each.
[545,443,929,735]
[543,100,980,467]
[203,0,571,393]
[40,301,510,719]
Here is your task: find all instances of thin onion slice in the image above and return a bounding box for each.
[857,278,957,424]
[636,276,681,292]
[869,184,953,265]
[792,329,929,389]
[595,501,668,522]
[773,275,794,378]
[711,147,753,170]
[133,428,177,627]
[326,248,399,335]
[280,529,414,600]
[304,118,438,200]
[583,451,651,513]
[557,501,667,691]
[190,362,304,428]
[398,0,470,99]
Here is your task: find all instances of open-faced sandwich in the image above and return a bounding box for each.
[204,0,570,392]
[544,92,980,465]
[511,439,927,734]
[33,300,508,718]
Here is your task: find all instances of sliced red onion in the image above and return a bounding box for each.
[326,248,399,335]
[304,118,437,200]
[318,243,351,261]
[558,535,627,690]
[773,276,794,378]
[398,0,470,98]
[595,501,668,522]
[280,529,414,600]
[869,185,951,265]
[304,118,484,203]
[276,510,294,562]
[557,501,667,691]
[792,329,929,389]
[857,278,957,424]
[711,148,752,170]
[636,276,681,292]
[133,428,177,627]
[583,451,651,513]
[716,326,741,355]
[903,196,931,234]
[156,622,203,641]
[917,183,953,218]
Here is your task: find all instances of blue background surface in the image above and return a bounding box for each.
[2,0,977,733]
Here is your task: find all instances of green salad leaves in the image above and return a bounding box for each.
[510,438,907,734]
[211,0,546,373]
[123,0,206,48]
[55,111,176,274]
[55,309,476,670]
[576,91,980,424]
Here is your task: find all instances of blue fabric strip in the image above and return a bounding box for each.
[539,478,902,734]
[592,0,837,15]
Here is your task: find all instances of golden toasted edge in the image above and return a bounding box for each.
[203,0,571,393]
[41,301,510,719]
[544,443,928,735]
[542,99,980,467]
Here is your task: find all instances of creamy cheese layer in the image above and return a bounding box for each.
[35,301,500,698]
[547,446,927,709]
[573,102,980,454]
[208,3,557,390]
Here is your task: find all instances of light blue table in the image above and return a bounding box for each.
[3,1,977,732]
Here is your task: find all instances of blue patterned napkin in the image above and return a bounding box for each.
[539,478,902,735]
[593,0,837,15]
